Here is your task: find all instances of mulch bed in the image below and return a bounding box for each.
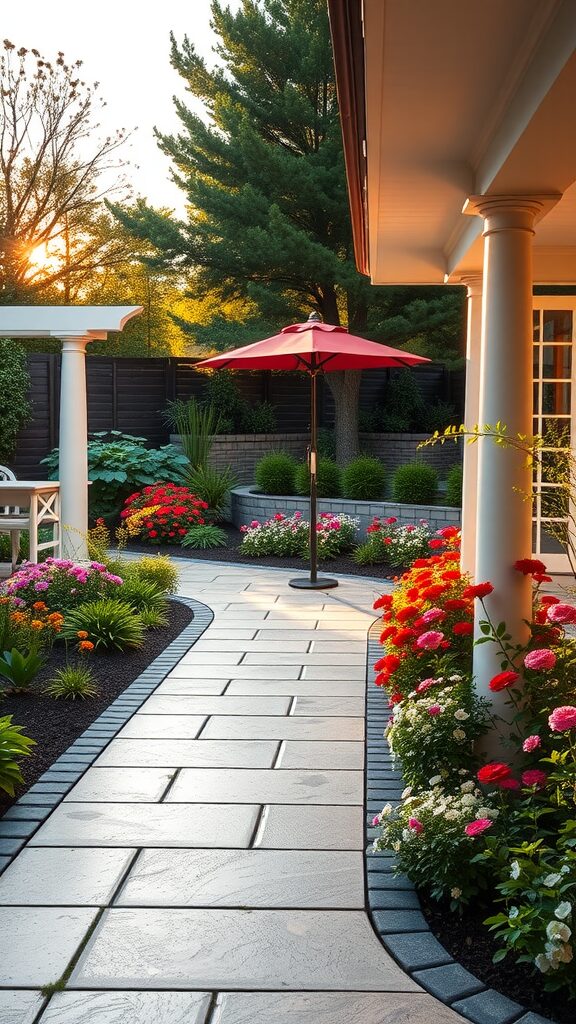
[0,599,194,815]
[420,886,568,1022]
[127,522,398,581]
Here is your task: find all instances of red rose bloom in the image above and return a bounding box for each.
[513,558,547,575]
[396,605,420,623]
[463,582,494,600]
[391,627,417,647]
[374,594,393,610]
[477,762,512,784]
[489,670,520,692]
[444,599,469,611]
[380,626,397,643]
[453,622,473,636]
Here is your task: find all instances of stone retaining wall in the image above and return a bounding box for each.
[171,432,462,485]
[231,486,461,539]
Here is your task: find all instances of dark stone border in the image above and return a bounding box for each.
[0,596,213,874]
[365,622,553,1024]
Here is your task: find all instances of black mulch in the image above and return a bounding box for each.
[127,523,398,581]
[420,891,569,1023]
[0,599,194,816]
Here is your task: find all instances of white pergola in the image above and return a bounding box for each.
[0,306,143,560]
[329,0,576,713]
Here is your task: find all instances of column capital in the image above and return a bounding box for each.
[463,193,561,232]
[59,335,90,353]
[458,274,483,297]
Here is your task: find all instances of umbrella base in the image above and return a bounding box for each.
[289,576,339,590]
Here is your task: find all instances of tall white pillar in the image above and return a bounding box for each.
[464,197,542,712]
[460,275,483,577]
[59,335,90,561]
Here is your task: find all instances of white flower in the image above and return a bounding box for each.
[510,861,521,880]
[535,953,551,973]
[452,728,467,742]
[402,828,413,842]
[450,887,462,899]
[509,906,519,920]
[380,803,393,818]
[461,794,475,807]
[460,780,475,793]
[546,921,571,943]
[477,807,494,819]
[401,787,412,800]
[542,873,563,888]
[428,775,442,786]
[553,944,573,964]
[555,901,572,921]
[458,768,468,776]
[454,709,470,721]
[561,864,570,875]
[392,840,401,852]
[449,674,463,682]
[445,809,458,821]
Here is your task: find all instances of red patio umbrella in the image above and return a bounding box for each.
[196,314,428,589]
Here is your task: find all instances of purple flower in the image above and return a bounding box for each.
[34,581,50,591]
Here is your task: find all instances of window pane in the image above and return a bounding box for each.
[541,383,571,414]
[543,310,572,342]
[540,418,571,445]
[542,345,571,379]
[539,523,568,555]
[533,310,540,342]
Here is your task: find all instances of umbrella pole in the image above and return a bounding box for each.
[290,369,337,590]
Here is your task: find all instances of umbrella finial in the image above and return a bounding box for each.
[307,310,323,323]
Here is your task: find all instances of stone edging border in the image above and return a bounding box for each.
[364,622,553,1024]
[0,595,214,875]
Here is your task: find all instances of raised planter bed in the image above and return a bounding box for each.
[231,486,461,538]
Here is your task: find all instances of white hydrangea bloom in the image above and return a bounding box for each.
[510,861,520,879]
[460,780,475,793]
[555,901,572,921]
[542,872,563,888]
[535,953,551,973]
[546,920,571,943]
[454,709,470,721]
[428,775,442,786]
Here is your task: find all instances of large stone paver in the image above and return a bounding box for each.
[0,562,464,1022]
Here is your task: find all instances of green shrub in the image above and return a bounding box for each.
[419,400,457,434]
[42,431,189,523]
[0,715,35,796]
[45,664,99,700]
[203,370,245,433]
[0,648,46,692]
[182,524,228,549]
[165,398,220,470]
[446,463,463,507]
[129,555,179,594]
[61,599,145,651]
[317,428,336,460]
[187,463,237,522]
[0,339,32,463]
[342,456,386,500]
[392,461,438,504]
[139,607,169,629]
[241,401,277,434]
[255,452,297,495]
[118,577,168,614]
[295,458,341,498]
[381,369,424,431]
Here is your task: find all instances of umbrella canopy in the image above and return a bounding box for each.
[196,317,429,589]
[195,320,429,372]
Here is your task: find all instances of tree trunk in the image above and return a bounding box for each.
[326,369,362,465]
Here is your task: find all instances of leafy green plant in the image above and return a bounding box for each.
[380,369,424,431]
[187,463,238,522]
[392,461,438,504]
[118,577,168,614]
[45,664,100,700]
[317,428,336,460]
[342,456,386,500]
[255,451,297,495]
[42,432,189,522]
[182,524,228,549]
[240,401,277,434]
[129,555,179,594]
[295,457,341,498]
[0,339,32,463]
[166,398,221,470]
[420,400,457,434]
[0,715,35,796]
[0,648,46,692]
[446,463,463,507]
[203,370,245,433]
[61,599,145,651]
[139,607,169,629]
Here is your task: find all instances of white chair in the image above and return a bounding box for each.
[0,467,60,571]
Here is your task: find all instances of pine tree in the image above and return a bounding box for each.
[112,0,463,461]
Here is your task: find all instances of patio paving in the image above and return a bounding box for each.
[0,561,467,1022]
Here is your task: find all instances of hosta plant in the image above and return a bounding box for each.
[61,599,145,651]
[0,648,46,692]
[0,715,35,796]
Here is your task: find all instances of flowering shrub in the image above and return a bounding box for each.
[120,484,208,545]
[2,559,123,613]
[354,516,433,567]
[239,511,359,559]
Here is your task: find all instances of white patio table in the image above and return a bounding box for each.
[0,481,61,566]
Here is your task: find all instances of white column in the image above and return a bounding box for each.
[460,275,483,577]
[58,335,90,561]
[465,197,542,713]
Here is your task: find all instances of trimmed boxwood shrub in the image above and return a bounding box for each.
[295,458,342,498]
[255,452,297,495]
[342,456,386,500]
[446,463,463,507]
[392,461,438,504]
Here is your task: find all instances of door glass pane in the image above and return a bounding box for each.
[539,523,568,554]
[542,346,572,379]
[541,382,571,415]
[543,310,572,341]
[533,309,540,342]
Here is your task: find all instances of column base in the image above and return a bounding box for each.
[289,576,339,590]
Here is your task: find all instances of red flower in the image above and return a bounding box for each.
[453,622,473,636]
[396,605,420,623]
[465,818,493,837]
[374,594,393,610]
[391,627,417,647]
[428,539,444,550]
[463,582,494,600]
[148,530,158,538]
[477,762,511,784]
[513,558,547,575]
[374,671,390,688]
[444,598,469,611]
[420,584,447,601]
[533,573,553,583]
[380,626,397,643]
[441,570,462,582]
[389,691,403,705]
[522,769,548,789]
[375,653,401,673]
[489,670,519,692]
[540,595,560,606]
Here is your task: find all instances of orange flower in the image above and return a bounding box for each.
[76,630,89,639]
[79,640,94,652]
[10,611,26,623]
[47,612,64,623]
[32,601,47,611]
[0,596,9,604]
[30,620,44,630]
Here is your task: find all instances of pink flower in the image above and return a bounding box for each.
[405,525,415,533]
[385,517,397,524]
[416,630,445,650]
[34,581,49,591]
[522,769,548,789]
[408,817,423,834]
[416,678,436,694]
[522,734,541,753]
[465,818,493,837]
[427,704,442,716]
[372,815,380,826]
[549,706,576,732]
[421,607,445,625]
[524,649,557,671]
[250,520,260,528]
[547,603,576,624]
[274,513,284,521]
[499,777,521,790]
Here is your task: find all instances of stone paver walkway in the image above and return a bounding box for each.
[0,562,464,1024]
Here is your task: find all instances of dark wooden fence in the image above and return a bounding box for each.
[11,354,464,478]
